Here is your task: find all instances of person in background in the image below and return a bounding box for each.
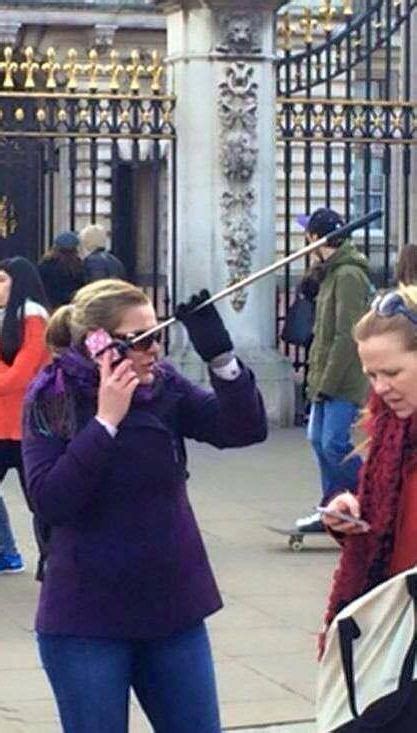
[0,257,49,574]
[22,280,267,733]
[38,231,85,309]
[396,243,417,287]
[321,285,417,656]
[295,208,372,533]
[80,223,126,282]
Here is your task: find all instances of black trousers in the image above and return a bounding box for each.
[0,440,25,554]
[0,440,48,574]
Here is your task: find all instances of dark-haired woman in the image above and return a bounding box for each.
[0,257,49,573]
[38,231,85,309]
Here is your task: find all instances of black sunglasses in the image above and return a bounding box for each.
[371,291,417,325]
[112,329,163,353]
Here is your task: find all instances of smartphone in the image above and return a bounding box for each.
[85,329,123,365]
[316,505,369,529]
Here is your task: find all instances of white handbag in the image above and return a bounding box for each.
[316,566,417,732]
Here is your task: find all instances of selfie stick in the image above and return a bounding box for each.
[126,208,383,349]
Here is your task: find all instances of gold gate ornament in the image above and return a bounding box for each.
[0,196,18,239]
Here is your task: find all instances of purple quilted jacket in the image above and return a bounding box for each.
[22,352,267,640]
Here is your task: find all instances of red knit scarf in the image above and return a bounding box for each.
[323,391,417,629]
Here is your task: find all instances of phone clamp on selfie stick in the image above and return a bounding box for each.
[114,208,383,354]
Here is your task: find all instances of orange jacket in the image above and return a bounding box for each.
[0,302,49,440]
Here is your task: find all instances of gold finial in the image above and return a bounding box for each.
[280,13,296,51]
[84,49,104,92]
[105,50,124,93]
[300,8,318,45]
[319,1,336,33]
[41,47,61,90]
[0,46,18,89]
[63,49,82,92]
[126,50,145,93]
[147,50,163,94]
[21,47,40,90]
[343,0,353,15]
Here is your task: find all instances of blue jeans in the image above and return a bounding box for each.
[0,497,17,555]
[307,398,362,500]
[38,622,221,733]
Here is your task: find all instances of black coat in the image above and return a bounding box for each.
[83,248,126,282]
[38,258,85,309]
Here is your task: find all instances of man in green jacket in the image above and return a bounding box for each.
[296,208,371,532]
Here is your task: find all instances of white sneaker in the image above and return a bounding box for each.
[295,511,324,533]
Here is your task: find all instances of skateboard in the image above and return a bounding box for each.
[266,525,326,551]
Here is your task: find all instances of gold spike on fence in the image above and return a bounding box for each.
[319,1,336,33]
[299,9,317,45]
[0,46,166,95]
[278,2,353,52]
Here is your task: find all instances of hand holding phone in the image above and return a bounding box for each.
[96,349,140,428]
[317,505,369,532]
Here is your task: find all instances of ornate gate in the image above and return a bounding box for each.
[276,0,417,382]
[0,45,176,333]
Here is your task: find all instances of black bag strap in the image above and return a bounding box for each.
[338,573,417,727]
[338,616,361,718]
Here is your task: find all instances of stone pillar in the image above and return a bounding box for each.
[159,0,294,425]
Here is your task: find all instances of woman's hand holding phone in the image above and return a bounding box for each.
[318,492,370,534]
[96,350,139,429]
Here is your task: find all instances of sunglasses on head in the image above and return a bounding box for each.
[112,329,163,353]
[371,291,417,325]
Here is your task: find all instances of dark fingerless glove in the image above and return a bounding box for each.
[175,289,234,362]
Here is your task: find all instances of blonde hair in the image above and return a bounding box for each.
[80,223,107,254]
[354,283,417,351]
[46,279,150,353]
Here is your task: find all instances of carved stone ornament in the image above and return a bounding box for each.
[218,63,258,132]
[215,11,261,56]
[221,133,257,181]
[218,62,258,311]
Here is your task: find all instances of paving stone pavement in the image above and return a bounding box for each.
[0,427,339,732]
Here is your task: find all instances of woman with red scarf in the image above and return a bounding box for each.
[321,284,417,639]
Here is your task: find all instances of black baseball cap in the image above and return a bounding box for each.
[296,208,345,245]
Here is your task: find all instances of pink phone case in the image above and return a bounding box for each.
[85,329,120,364]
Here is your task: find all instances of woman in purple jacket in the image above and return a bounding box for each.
[22,279,267,733]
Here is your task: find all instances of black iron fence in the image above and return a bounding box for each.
[0,45,177,331]
[276,0,417,382]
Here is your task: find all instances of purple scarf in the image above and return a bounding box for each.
[26,346,165,439]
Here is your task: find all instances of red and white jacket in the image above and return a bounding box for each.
[0,300,49,440]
